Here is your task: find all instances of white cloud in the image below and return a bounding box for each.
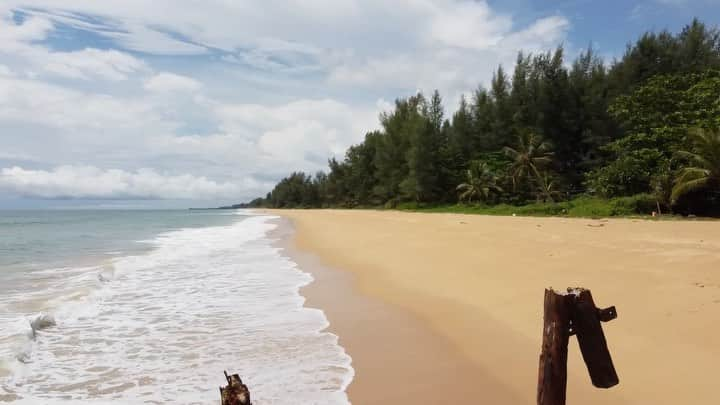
[428,0,512,50]
[0,0,576,204]
[103,21,209,55]
[0,65,12,76]
[0,165,243,199]
[0,14,52,47]
[328,54,417,87]
[43,48,147,81]
[1,0,366,54]
[0,151,34,161]
[144,72,202,93]
[0,14,147,80]
[214,98,378,168]
[4,2,570,83]
[223,43,329,75]
[0,76,165,131]
[502,16,570,52]
[0,67,377,194]
[327,9,569,97]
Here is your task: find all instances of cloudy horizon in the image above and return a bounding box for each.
[0,0,716,208]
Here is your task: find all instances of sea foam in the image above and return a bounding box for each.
[0,213,353,404]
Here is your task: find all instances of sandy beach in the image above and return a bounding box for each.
[272,209,720,405]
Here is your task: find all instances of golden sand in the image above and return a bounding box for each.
[273,210,720,404]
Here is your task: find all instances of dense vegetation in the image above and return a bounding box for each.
[248,20,720,217]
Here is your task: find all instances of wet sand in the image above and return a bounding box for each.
[271,210,720,404]
[272,217,520,404]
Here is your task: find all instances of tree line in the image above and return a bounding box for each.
[248,19,720,216]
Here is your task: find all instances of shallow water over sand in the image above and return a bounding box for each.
[0,211,352,404]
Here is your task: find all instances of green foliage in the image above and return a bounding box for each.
[535,171,563,203]
[651,163,674,212]
[558,195,655,217]
[608,19,720,94]
[671,128,720,203]
[401,91,446,202]
[587,70,720,198]
[245,19,720,217]
[341,132,381,206]
[267,172,320,208]
[401,202,569,216]
[456,161,503,203]
[503,131,553,193]
[398,194,658,218]
[586,149,666,197]
[609,194,659,216]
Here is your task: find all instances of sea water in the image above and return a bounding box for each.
[0,210,353,404]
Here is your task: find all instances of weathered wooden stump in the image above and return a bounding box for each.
[220,371,252,405]
[537,288,618,405]
[537,289,572,405]
[572,289,618,389]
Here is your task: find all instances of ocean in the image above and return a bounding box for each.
[0,209,353,404]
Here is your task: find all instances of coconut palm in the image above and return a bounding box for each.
[535,171,562,203]
[651,164,673,214]
[671,128,720,204]
[456,161,503,203]
[503,131,554,191]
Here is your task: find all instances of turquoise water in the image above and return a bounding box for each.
[0,209,352,404]
[0,210,237,276]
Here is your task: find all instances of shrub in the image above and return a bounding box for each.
[566,197,616,217]
[395,201,420,210]
[610,193,657,215]
[585,150,665,197]
[384,198,399,209]
[400,195,659,217]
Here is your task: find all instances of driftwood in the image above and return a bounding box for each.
[220,371,252,405]
[537,288,618,405]
[537,289,572,405]
[218,288,616,405]
[572,289,619,388]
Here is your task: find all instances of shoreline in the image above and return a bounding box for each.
[270,215,519,404]
[267,209,720,404]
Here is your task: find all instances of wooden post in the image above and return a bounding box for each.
[537,288,619,405]
[572,289,619,388]
[537,289,572,405]
[220,371,252,405]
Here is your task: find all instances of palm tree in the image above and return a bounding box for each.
[503,131,553,191]
[535,171,562,203]
[456,161,503,203]
[671,128,720,204]
[651,164,673,214]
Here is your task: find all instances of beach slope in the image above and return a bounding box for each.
[275,209,720,405]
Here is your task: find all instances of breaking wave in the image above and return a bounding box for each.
[0,213,353,404]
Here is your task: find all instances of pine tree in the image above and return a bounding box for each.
[490,66,513,150]
[402,91,445,202]
[471,87,494,154]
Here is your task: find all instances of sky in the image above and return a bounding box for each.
[0,0,718,209]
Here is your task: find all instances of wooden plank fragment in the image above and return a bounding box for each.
[220,371,252,405]
[572,290,620,389]
[537,289,572,405]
